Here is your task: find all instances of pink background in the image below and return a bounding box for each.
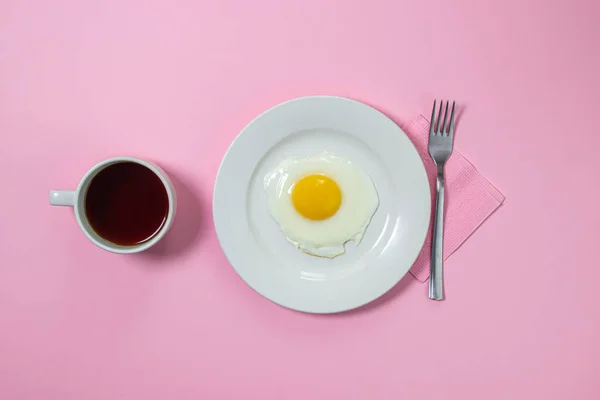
[1,0,599,398]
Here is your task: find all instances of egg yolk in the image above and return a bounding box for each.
[291,174,342,220]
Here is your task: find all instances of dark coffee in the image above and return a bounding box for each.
[85,162,169,246]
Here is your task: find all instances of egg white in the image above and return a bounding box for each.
[264,152,379,258]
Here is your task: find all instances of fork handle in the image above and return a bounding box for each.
[429,167,445,300]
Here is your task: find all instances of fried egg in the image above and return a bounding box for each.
[264,152,379,258]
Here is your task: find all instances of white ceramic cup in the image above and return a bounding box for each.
[50,156,177,254]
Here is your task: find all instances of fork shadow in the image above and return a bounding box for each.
[447,102,466,133]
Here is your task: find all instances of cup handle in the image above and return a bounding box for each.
[50,190,75,207]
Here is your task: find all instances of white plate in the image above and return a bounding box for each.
[213,96,430,313]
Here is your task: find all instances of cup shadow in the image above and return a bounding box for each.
[140,171,208,262]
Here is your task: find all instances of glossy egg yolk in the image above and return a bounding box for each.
[291,174,342,220]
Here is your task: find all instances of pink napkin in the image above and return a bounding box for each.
[401,115,505,282]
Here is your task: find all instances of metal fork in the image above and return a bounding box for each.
[428,100,456,301]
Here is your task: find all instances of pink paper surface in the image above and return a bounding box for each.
[402,116,505,281]
[1,0,600,399]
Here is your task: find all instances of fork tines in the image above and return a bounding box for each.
[430,100,456,137]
